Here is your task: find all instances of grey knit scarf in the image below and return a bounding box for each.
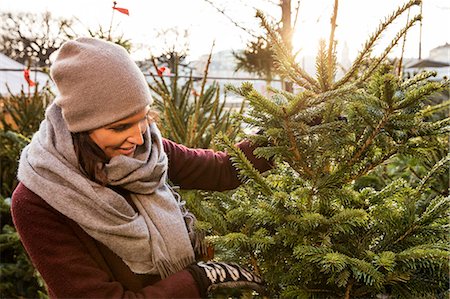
[18,103,196,277]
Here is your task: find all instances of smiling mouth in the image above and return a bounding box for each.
[117,146,136,156]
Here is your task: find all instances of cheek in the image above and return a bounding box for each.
[89,130,124,151]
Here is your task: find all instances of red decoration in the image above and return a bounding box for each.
[113,6,129,15]
[24,69,36,87]
[157,67,167,77]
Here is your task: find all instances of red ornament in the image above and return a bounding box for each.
[113,6,129,15]
[23,69,36,87]
[157,67,167,77]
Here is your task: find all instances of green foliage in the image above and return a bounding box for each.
[0,86,52,298]
[148,52,243,149]
[198,1,449,298]
[1,85,52,196]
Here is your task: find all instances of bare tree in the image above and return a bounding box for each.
[0,11,75,67]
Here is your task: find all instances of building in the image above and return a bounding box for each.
[403,43,450,81]
[0,53,50,96]
[429,43,450,63]
[190,50,284,108]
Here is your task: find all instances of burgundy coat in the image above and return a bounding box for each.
[11,139,271,298]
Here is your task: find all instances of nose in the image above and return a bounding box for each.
[127,122,145,145]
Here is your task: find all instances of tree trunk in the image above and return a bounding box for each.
[280,0,294,92]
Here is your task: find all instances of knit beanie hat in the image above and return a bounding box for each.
[50,37,152,132]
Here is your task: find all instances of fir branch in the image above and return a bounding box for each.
[256,10,320,92]
[347,257,384,287]
[373,251,397,272]
[293,245,334,260]
[320,252,349,274]
[400,70,438,89]
[249,90,286,117]
[222,232,251,250]
[396,80,448,110]
[334,0,421,88]
[311,83,357,106]
[253,146,287,160]
[199,43,214,99]
[330,209,369,234]
[412,117,450,137]
[161,93,185,142]
[285,212,328,231]
[366,179,408,205]
[396,247,449,270]
[282,107,315,178]
[1,131,30,147]
[347,147,398,183]
[316,39,331,91]
[348,111,391,167]
[180,77,192,109]
[420,99,450,117]
[417,154,450,193]
[216,132,273,195]
[267,86,296,102]
[192,88,220,146]
[417,195,450,226]
[357,15,421,84]
[227,83,285,117]
[392,224,419,246]
[285,90,315,116]
[327,0,339,85]
[189,49,215,145]
[336,270,352,288]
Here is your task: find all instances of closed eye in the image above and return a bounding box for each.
[108,114,149,132]
[109,124,131,132]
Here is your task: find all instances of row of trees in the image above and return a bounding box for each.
[0,11,132,69]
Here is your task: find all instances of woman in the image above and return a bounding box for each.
[11,37,269,298]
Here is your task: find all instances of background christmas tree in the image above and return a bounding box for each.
[196,0,449,298]
[148,49,243,149]
[0,86,51,298]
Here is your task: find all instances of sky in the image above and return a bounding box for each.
[1,0,449,62]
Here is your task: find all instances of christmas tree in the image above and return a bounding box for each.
[148,50,243,149]
[0,86,51,298]
[199,0,449,297]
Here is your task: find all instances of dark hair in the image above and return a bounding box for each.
[72,131,109,185]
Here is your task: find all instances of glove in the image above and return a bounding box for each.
[187,261,265,297]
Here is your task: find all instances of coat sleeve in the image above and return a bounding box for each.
[163,138,272,191]
[11,183,201,299]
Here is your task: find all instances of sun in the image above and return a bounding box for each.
[291,22,330,58]
[289,0,337,60]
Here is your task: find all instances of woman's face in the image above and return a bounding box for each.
[89,106,150,159]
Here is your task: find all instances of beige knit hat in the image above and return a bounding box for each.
[50,37,152,132]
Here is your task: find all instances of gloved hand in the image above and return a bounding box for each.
[187,261,265,297]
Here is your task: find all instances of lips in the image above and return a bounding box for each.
[117,146,136,156]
